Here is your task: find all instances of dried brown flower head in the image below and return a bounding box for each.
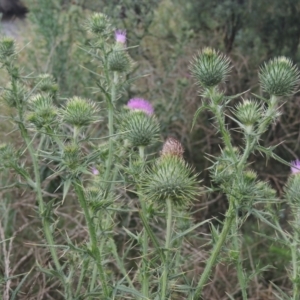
[161,137,184,158]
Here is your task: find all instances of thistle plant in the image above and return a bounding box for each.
[190,48,300,299]
[0,13,202,300]
[1,11,300,300]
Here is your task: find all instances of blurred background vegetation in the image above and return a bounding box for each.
[1,0,300,298]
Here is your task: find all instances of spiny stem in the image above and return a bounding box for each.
[138,145,149,297]
[104,71,118,193]
[209,87,236,161]
[73,179,109,298]
[19,123,61,272]
[291,229,300,300]
[194,200,235,299]
[160,197,173,299]
[232,220,247,300]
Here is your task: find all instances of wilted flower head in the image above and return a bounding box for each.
[115,30,126,44]
[291,160,300,174]
[161,137,184,158]
[127,98,154,116]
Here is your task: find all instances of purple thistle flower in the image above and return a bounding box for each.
[115,30,126,44]
[291,160,300,174]
[127,98,154,116]
[91,166,99,175]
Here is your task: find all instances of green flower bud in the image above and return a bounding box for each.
[85,187,113,213]
[190,48,231,88]
[35,74,59,99]
[61,144,82,173]
[211,162,234,186]
[0,37,15,61]
[108,50,132,73]
[121,111,159,147]
[62,97,99,127]
[142,154,199,207]
[235,100,262,126]
[0,143,16,168]
[243,169,257,183]
[86,13,112,36]
[255,181,276,201]
[27,93,58,129]
[1,81,26,108]
[285,173,300,206]
[259,57,300,97]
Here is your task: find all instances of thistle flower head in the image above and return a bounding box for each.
[291,160,300,174]
[27,93,58,129]
[35,74,58,99]
[127,98,154,116]
[190,47,231,88]
[108,50,132,73]
[141,154,199,207]
[62,97,99,127]
[160,137,184,158]
[259,57,300,97]
[86,13,112,36]
[235,100,262,126]
[120,111,159,147]
[115,29,126,44]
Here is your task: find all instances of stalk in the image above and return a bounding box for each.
[160,197,173,299]
[232,220,247,300]
[239,95,277,166]
[209,88,236,161]
[104,71,118,192]
[194,200,235,299]
[138,146,149,297]
[75,258,90,297]
[18,123,61,272]
[291,237,299,300]
[73,179,109,298]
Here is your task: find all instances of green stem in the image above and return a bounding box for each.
[104,72,118,193]
[109,238,136,290]
[73,179,109,298]
[232,220,247,300]
[75,257,90,297]
[239,95,278,166]
[19,123,61,272]
[73,126,79,143]
[138,145,149,297]
[292,226,299,300]
[160,198,173,300]
[89,264,98,298]
[194,200,235,299]
[209,88,236,161]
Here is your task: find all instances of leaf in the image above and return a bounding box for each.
[224,89,250,104]
[225,293,235,300]
[123,227,139,241]
[115,284,150,299]
[139,210,165,262]
[63,179,71,204]
[11,267,34,300]
[191,105,207,131]
[270,281,291,300]
[171,219,211,243]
